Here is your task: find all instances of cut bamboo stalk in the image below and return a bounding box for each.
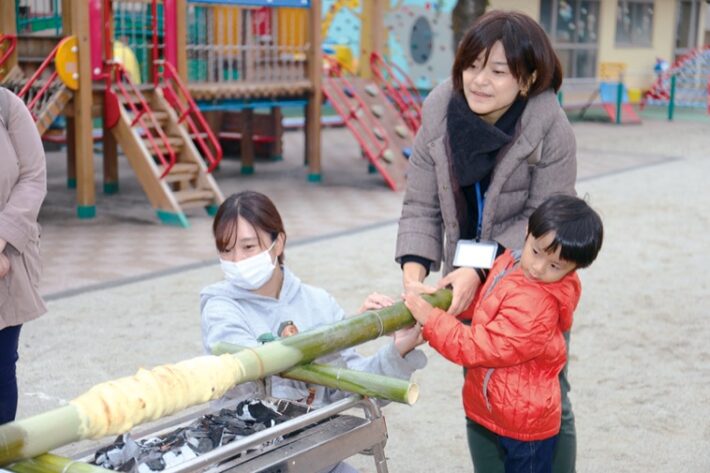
[212,342,419,405]
[0,290,451,466]
[6,454,113,473]
[285,364,419,405]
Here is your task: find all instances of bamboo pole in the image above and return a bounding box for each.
[212,342,419,405]
[0,290,451,466]
[286,364,418,405]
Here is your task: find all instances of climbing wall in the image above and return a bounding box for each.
[322,77,413,190]
[322,0,457,90]
[384,0,456,90]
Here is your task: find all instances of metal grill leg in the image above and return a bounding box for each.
[370,441,389,473]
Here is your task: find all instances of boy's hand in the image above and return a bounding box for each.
[436,267,481,316]
[404,292,434,326]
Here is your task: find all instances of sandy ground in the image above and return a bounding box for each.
[11,118,710,472]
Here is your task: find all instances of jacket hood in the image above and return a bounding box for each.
[200,266,302,310]
[539,271,581,333]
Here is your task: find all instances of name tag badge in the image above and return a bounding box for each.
[453,240,498,269]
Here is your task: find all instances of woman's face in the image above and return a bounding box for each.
[219,216,281,263]
[461,41,523,125]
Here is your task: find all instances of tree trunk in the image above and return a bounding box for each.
[451,0,488,52]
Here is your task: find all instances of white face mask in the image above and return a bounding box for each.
[220,241,277,290]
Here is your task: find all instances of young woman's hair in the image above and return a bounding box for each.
[527,195,603,269]
[451,10,563,96]
[213,191,286,264]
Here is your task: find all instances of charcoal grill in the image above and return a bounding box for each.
[73,380,390,473]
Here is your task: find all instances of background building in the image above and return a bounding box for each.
[490,0,709,90]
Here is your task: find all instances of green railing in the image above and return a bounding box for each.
[16,0,63,35]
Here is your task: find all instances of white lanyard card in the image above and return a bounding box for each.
[453,240,498,269]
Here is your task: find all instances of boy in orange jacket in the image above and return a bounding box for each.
[405,195,603,473]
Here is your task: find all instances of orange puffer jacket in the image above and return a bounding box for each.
[422,250,581,441]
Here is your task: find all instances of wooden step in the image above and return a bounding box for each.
[168,162,200,174]
[143,136,184,156]
[35,87,72,136]
[142,111,169,129]
[173,188,215,205]
[163,162,199,183]
[119,93,145,105]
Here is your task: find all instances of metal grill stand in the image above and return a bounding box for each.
[76,380,390,473]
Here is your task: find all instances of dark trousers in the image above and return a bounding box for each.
[499,434,558,473]
[0,324,22,424]
[465,332,576,473]
[467,419,561,473]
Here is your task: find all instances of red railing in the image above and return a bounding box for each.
[149,0,222,172]
[110,62,177,177]
[370,52,422,133]
[0,34,17,71]
[17,43,62,119]
[643,45,710,104]
[322,75,395,190]
[155,60,223,172]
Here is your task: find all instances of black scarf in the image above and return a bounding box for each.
[446,91,526,187]
[446,92,527,239]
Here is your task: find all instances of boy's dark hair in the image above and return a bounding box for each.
[527,195,603,269]
[452,10,563,96]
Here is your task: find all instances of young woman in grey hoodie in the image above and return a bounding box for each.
[200,191,426,472]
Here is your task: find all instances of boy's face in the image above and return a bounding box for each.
[520,232,576,283]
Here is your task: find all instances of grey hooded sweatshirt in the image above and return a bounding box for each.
[200,267,427,406]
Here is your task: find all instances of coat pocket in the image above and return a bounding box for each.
[21,238,41,290]
[0,274,9,314]
[482,368,496,412]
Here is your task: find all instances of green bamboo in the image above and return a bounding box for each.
[0,290,451,466]
[284,364,419,405]
[6,454,113,473]
[213,342,419,405]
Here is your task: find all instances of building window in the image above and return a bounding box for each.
[675,0,701,57]
[540,0,600,79]
[615,1,654,46]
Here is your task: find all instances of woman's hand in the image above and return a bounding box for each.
[436,267,482,316]
[358,292,395,313]
[403,279,438,297]
[392,322,425,356]
[402,261,437,297]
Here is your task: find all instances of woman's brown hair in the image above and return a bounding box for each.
[213,191,286,264]
[451,10,562,96]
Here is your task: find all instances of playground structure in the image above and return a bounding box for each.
[643,46,710,118]
[369,51,421,133]
[321,0,457,89]
[181,2,318,174]
[323,62,414,190]
[0,0,427,221]
[567,62,642,125]
[108,0,323,179]
[1,0,226,226]
[0,0,324,226]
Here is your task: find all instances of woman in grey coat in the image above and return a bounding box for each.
[0,88,47,423]
[395,11,577,473]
